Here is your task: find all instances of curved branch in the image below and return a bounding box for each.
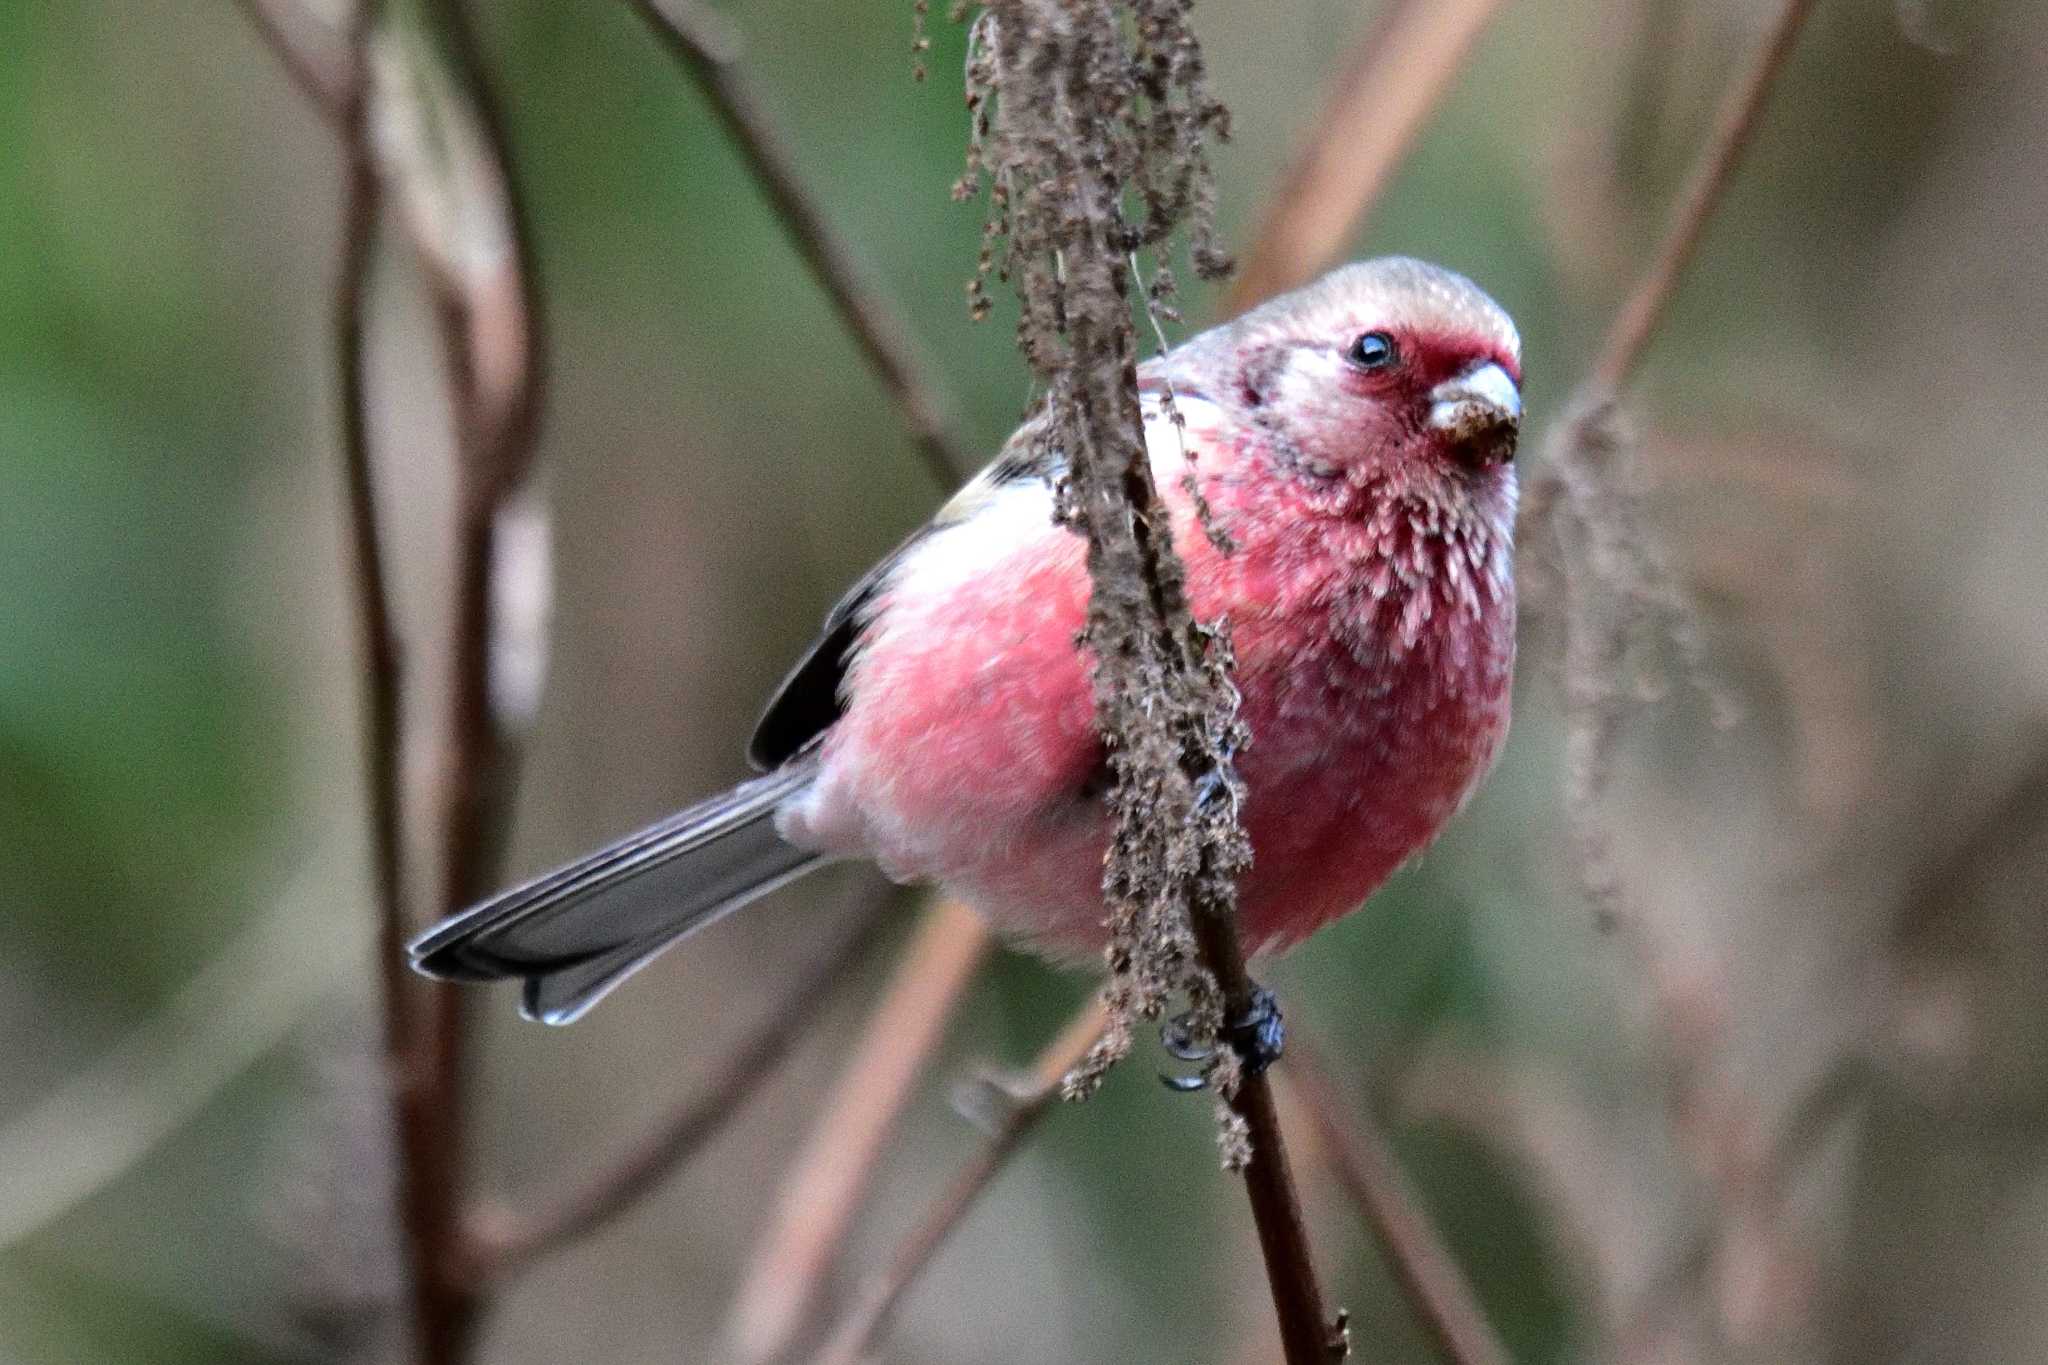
[467,898,890,1282]
[1228,0,1507,313]
[249,0,553,1356]
[1586,0,1818,391]
[320,12,473,1361]
[815,1000,1107,1365]
[627,0,970,489]
[719,898,994,1364]
[1282,1031,1509,1365]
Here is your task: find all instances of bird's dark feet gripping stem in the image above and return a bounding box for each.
[1159,984,1285,1092]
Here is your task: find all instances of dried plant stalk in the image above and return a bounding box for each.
[1524,1,1822,1352]
[629,0,970,487]
[814,1000,1109,1365]
[466,900,889,1283]
[1533,0,1817,935]
[959,0,1238,1115]
[1229,0,1508,313]
[720,899,993,1364]
[954,3,1341,1359]
[1282,1032,1510,1365]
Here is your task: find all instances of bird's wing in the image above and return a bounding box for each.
[746,407,1064,770]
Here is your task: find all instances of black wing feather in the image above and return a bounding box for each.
[746,408,1064,772]
[746,524,933,770]
[749,570,882,768]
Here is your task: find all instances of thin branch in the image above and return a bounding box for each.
[1586,0,1818,392]
[1187,914,1347,1364]
[720,898,994,1365]
[1525,5,1824,1351]
[408,1,549,1353]
[313,12,474,1364]
[626,0,970,489]
[237,0,469,1352]
[815,1000,1108,1365]
[1282,1030,1510,1365]
[465,897,890,1282]
[235,0,353,118]
[1227,0,1508,313]
[331,13,404,1078]
[1535,0,1818,935]
[252,0,551,1354]
[956,5,1339,1357]
[1894,741,2048,940]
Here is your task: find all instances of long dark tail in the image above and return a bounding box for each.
[409,766,825,1024]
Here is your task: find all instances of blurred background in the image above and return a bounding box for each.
[4,0,2046,1360]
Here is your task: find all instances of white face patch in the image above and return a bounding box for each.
[1253,348,1356,476]
[1265,346,1348,412]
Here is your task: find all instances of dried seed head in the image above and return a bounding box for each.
[944,0,1245,1094]
[1530,394,1732,940]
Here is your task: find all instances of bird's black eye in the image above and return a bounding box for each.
[1347,330,1399,371]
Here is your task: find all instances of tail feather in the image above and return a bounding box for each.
[410,766,825,1024]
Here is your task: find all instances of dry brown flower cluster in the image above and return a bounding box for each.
[946,0,1249,1106]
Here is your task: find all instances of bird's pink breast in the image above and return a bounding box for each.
[791,436,1514,960]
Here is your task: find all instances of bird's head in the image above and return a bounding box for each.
[1178,257,1522,491]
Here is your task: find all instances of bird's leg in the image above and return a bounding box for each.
[1157,983,1286,1092]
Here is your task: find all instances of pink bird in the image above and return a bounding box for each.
[412,257,1523,1043]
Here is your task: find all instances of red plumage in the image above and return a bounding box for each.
[785,257,1520,958]
[413,257,1524,1023]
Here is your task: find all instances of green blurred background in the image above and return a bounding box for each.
[6,0,2048,1361]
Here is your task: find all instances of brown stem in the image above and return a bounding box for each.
[1186,913,1347,1364]
[300,5,473,1361]
[312,19,468,1365]
[1227,0,1508,314]
[720,898,993,1364]
[330,21,402,1089]
[1283,1031,1509,1365]
[408,1,549,1353]
[1587,0,1818,392]
[467,898,890,1282]
[814,1000,1108,1365]
[626,0,969,489]
[1895,743,2048,940]
[259,0,549,1351]
[1529,2,1823,1350]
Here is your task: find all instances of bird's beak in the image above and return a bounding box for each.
[1427,362,1521,466]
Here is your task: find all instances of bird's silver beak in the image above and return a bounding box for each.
[1427,362,1521,465]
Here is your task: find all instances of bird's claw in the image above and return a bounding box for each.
[1156,985,1286,1093]
[1160,1013,1210,1062]
[1192,768,1229,812]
